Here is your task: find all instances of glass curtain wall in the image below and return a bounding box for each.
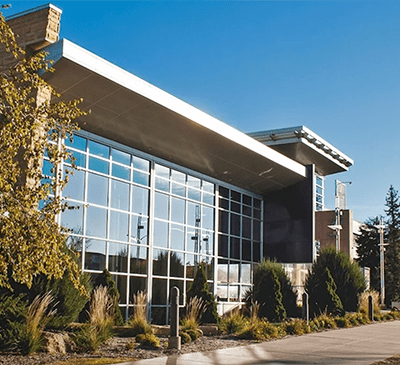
[45,132,262,323]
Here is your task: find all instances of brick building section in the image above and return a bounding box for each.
[0,4,62,71]
[315,209,354,259]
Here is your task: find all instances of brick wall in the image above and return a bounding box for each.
[0,4,62,70]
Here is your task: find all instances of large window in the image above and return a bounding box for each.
[47,131,262,323]
[217,186,262,303]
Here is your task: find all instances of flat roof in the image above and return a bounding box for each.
[5,3,62,21]
[248,126,354,176]
[43,39,307,195]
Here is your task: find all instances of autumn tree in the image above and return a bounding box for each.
[0,12,86,292]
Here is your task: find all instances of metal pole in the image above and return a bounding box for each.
[379,218,385,307]
[375,218,387,307]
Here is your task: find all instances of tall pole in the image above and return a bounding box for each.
[375,218,386,307]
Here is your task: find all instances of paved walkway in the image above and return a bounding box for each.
[115,320,400,365]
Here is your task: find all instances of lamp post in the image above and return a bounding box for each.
[374,218,387,307]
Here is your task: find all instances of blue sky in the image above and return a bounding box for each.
[4,1,400,223]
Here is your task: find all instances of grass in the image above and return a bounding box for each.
[74,286,114,352]
[21,292,55,355]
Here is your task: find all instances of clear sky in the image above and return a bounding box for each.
[4,1,400,223]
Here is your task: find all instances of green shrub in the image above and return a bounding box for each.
[75,286,114,352]
[239,317,279,341]
[187,265,219,324]
[219,309,247,335]
[0,294,27,351]
[136,332,160,348]
[310,314,337,331]
[335,316,350,328]
[86,269,124,326]
[284,318,309,335]
[247,260,297,320]
[0,247,91,329]
[305,248,366,315]
[129,316,152,336]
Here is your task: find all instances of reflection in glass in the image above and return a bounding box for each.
[219,210,228,234]
[133,171,149,186]
[170,224,184,251]
[69,150,86,168]
[202,206,214,230]
[229,285,239,301]
[89,156,109,174]
[63,168,85,201]
[202,192,214,205]
[253,242,261,262]
[242,217,251,239]
[65,135,86,151]
[109,210,129,242]
[253,220,260,241]
[187,202,198,227]
[112,148,130,165]
[218,235,228,258]
[112,274,127,304]
[153,249,168,276]
[132,155,150,172]
[172,182,185,197]
[216,285,228,301]
[230,237,240,260]
[86,205,107,238]
[111,179,129,211]
[84,240,106,271]
[153,220,168,248]
[87,173,108,206]
[129,276,146,302]
[131,185,149,215]
[230,213,240,236]
[154,192,169,220]
[229,261,239,283]
[155,177,169,192]
[152,279,167,305]
[130,215,148,245]
[242,239,251,261]
[171,196,185,224]
[217,259,228,282]
[61,203,83,234]
[171,170,185,184]
[202,181,214,194]
[188,188,200,201]
[187,176,200,190]
[89,140,109,158]
[169,251,184,278]
[112,164,130,181]
[186,254,195,278]
[130,245,147,274]
[109,242,128,273]
[241,263,251,284]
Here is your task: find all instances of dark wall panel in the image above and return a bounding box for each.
[263,165,314,263]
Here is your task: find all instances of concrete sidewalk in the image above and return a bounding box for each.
[115,320,400,365]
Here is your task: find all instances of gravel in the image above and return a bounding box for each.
[0,334,254,365]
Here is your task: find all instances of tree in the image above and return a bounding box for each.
[247,259,297,320]
[305,247,365,315]
[187,265,219,324]
[384,185,400,305]
[0,12,86,292]
[356,217,380,291]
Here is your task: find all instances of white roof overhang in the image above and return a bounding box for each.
[43,39,307,194]
[248,126,354,176]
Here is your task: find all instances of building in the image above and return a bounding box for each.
[4,4,354,323]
